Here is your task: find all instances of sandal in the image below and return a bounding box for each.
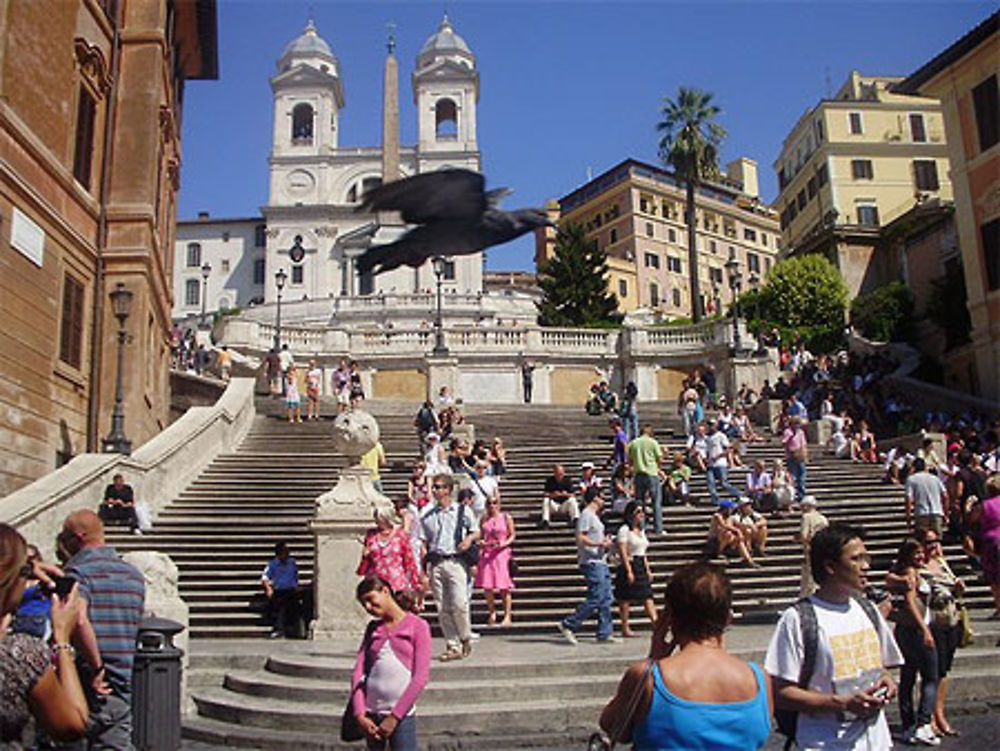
[439,649,463,662]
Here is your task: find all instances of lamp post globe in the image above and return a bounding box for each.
[102,282,133,454]
[431,255,449,356]
[274,267,288,351]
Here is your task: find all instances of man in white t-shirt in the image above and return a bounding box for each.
[766,524,902,751]
[704,423,740,505]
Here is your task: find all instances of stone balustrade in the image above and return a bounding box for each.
[2,378,256,557]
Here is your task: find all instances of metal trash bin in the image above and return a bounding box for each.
[132,616,185,750]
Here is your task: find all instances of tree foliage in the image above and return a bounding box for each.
[850,282,914,343]
[656,87,726,324]
[537,223,620,327]
[745,254,848,352]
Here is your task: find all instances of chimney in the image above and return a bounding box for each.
[198,211,210,220]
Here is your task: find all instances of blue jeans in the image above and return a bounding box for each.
[706,465,740,505]
[634,473,663,533]
[896,625,939,732]
[623,410,639,441]
[367,713,417,751]
[787,456,807,499]
[562,562,613,640]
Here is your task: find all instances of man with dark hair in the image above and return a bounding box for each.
[558,486,620,645]
[99,473,140,534]
[628,424,664,534]
[765,524,902,751]
[262,542,301,639]
[59,509,145,750]
[414,400,439,453]
[906,457,948,536]
[540,463,579,528]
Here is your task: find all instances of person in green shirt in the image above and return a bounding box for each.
[627,425,665,534]
[665,452,693,506]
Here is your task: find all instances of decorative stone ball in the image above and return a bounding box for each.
[332,410,380,461]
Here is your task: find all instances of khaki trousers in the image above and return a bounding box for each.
[430,557,471,649]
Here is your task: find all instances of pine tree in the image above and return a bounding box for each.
[537,223,620,326]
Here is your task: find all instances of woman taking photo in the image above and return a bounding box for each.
[474,496,516,627]
[614,502,657,637]
[886,538,940,746]
[350,575,431,750]
[1,524,89,746]
[599,562,771,750]
[919,528,964,737]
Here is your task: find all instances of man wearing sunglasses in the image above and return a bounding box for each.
[420,474,480,661]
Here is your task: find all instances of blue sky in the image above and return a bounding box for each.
[178,1,996,271]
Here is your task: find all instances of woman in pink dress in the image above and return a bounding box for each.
[975,476,1000,629]
[357,506,422,608]
[474,496,516,627]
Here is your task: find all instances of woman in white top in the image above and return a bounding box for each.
[422,434,449,478]
[772,459,796,513]
[613,502,657,637]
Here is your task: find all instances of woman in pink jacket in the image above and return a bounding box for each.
[350,575,431,750]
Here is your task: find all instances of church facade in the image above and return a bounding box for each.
[174,16,486,321]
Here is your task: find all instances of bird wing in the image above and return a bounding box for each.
[358,169,488,224]
[355,221,487,276]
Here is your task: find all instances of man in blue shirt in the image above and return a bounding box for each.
[262,542,301,638]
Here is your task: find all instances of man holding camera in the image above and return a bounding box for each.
[58,510,146,750]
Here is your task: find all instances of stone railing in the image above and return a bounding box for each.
[2,378,256,558]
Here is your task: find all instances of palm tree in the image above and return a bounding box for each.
[656,87,726,323]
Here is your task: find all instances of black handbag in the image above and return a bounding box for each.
[340,700,364,742]
[456,504,480,567]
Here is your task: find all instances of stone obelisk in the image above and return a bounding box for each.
[381,26,400,185]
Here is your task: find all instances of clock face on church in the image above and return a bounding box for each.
[285,169,315,196]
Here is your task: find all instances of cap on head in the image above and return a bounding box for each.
[737,496,752,507]
[581,461,594,470]
[718,499,737,510]
[800,495,818,508]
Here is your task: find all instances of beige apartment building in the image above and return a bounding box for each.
[774,71,953,297]
[897,12,999,400]
[541,158,781,320]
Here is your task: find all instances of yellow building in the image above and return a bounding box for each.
[774,72,953,298]
[540,158,780,319]
[897,12,999,400]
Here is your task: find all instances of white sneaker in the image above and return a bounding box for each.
[468,631,481,641]
[557,622,578,645]
[911,725,941,746]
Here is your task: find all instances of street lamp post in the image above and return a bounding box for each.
[748,272,762,354]
[725,254,743,355]
[199,262,211,329]
[274,268,288,351]
[431,255,449,356]
[102,282,133,454]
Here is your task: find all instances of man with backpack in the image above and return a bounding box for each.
[765,524,902,750]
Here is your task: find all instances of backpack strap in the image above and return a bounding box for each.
[795,597,819,691]
[851,593,883,641]
[454,503,468,550]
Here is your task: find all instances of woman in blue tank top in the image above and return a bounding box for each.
[599,562,772,750]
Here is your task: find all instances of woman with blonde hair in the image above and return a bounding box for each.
[1,523,89,746]
[357,506,422,609]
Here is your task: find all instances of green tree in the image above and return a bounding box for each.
[537,223,620,327]
[657,87,726,324]
[753,254,848,352]
[850,282,914,342]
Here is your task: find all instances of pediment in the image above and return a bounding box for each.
[271,66,339,89]
[414,59,478,81]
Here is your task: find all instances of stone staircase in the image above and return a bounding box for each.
[105,397,1000,748]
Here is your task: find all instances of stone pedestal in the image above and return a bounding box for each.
[309,409,390,640]
[427,356,459,401]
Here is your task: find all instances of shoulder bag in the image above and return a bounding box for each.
[587,659,654,751]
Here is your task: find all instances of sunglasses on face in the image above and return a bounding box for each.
[18,561,34,579]
[432,484,449,490]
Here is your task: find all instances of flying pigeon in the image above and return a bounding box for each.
[355,169,552,276]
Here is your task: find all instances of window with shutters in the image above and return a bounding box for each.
[972,74,999,152]
[73,86,97,190]
[913,160,939,191]
[857,205,880,227]
[59,274,85,369]
[645,222,654,238]
[668,228,677,243]
[185,279,199,306]
[909,113,926,142]
[667,256,682,274]
[848,112,863,134]
[644,252,660,269]
[747,252,760,273]
[186,243,201,267]
[851,160,874,180]
[983,218,1000,292]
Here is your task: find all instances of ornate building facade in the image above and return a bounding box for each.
[0,0,217,496]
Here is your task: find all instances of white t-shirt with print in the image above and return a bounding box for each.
[765,595,903,751]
